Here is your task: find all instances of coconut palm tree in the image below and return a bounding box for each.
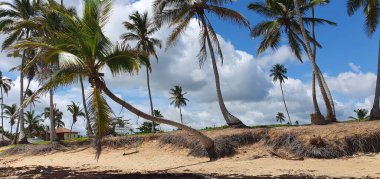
[270,64,292,125]
[249,0,336,124]
[291,0,336,124]
[0,71,14,140]
[0,0,43,143]
[12,0,217,160]
[3,104,17,135]
[154,0,250,128]
[349,109,370,121]
[121,11,162,132]
[67,102,85,136]
[276,112,286,124]
[24,110,43,138]
[169,86,189,125]
[347,0,380,120]
[24,89,40,111]
[44,105,64,129]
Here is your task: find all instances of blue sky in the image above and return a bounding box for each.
[0,0,378,134]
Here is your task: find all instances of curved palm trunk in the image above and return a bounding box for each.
[293,0,327,125]
[49,89,59,142]
[146,67,155,132]
[279,83,292,125]
[370,40,380,120]
[96,79,217,161]
[80,76,94,137]
[179,107,183,124]
[200,20,246,128]
[1,88,4,140]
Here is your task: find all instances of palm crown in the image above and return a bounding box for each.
[248,0,336,61]
[0,71,13,95]
[169,86,189,108]
[347,0,379,36]
[270,64,288,84]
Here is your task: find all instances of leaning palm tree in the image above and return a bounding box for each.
[291,0,336,124]
[67,102,85,137]
[347,0,380,120]
[121,11,162,132]
[0,71,14,140]
[154,0,250,128]
[24,110,43,138]
[249,0,336,124]
[169,86,189,125]
[3,104,17,135]
[0,0,42,143]
[270,64,292,125]
[12,0,217,160]
[276,112,286,124]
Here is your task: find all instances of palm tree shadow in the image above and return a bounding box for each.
[153,161,211,173]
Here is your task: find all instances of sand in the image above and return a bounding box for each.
[1,141,380,178]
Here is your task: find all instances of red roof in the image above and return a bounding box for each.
[47,128,79,134]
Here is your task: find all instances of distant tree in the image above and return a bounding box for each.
[152,109,163,130]
[25,89,40,111]
[349,109,370,121]
[169,86,189,124]
[3,104,17,135]
[44,106,64,128]
[137,122,160,133]
[67,102,85,138]
[0,70,14,140]
[276,112,286,124]
[295,121,300,126]
[270,64,292,125]
[24,110,43,138]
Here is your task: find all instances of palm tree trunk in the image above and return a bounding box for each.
[293,0,327,125]
[311,5,321,118]
[12,118,19,144]
[280,83,292,125]
[18,50,28,144]
[49,89,59,142]
[10,124,13,136]
[146,67,155,132]
[80,76,93,137]
[1,88,4,140]
[96,79,217,161]
[370,40,380,120]
[200,18,246,128]
[70,120,74,140]
[179,107,183,124]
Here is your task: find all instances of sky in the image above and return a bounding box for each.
[0,0,378,135]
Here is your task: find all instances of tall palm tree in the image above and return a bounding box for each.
[270,64,292,125]
[0,0,42,143]
[3,104,17,135]
[67,101,85,136]
[0,71,14,140]
[13,0,217,160]
[154,0,250,128]
[276,112,286,124]
[24,110,43,138]
[169,86,189,124]
[248,0,336,124]
[44,106,64,129]
[347,0,380,120]
[121,11,162,132]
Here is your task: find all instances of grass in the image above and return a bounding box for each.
[201,125,228,131]
[0,145,15,154]
[63,137,90,143]
[251,124,291,129]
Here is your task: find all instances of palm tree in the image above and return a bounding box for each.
[349,109,370,121]
[291,0,336,124]
[276,112,286,124]
[152,109,163,131]
[169,86,189,124]
[154,0,249,128]
[13,0,217,160]
[347,0,380,120]
[121,11,162,132]
[249,0,336,124]
[24,110,43,138]
[0,0,42,143]
[24,89,40,111]
[0,71,14,140]
[270,64,292,125]
[67,102,85,136]
[3,104,17,135]
[44,105,64,129]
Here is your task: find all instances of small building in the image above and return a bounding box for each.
[42,128,79,141]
